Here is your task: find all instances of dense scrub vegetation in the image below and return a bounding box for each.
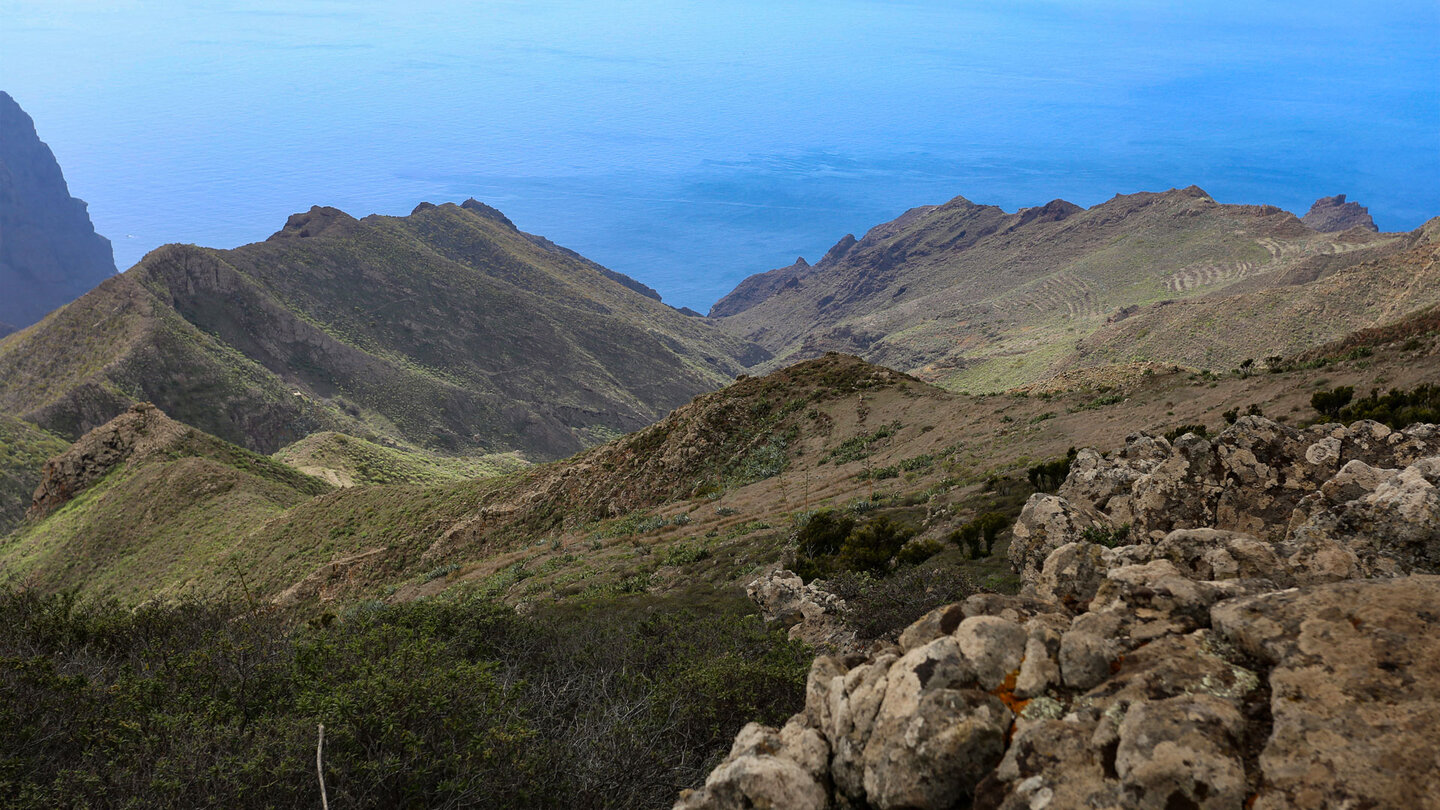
[791,511,923,580]
[0,588,809,809]
[1310,383,1440,429]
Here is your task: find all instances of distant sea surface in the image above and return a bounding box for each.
[2,0,1437,311]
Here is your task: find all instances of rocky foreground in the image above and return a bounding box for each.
[679,416,1440,809]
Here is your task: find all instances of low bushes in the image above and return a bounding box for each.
[791,511,920,580]
[0,587,810,809]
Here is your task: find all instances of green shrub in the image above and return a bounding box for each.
[0,588,810,810]
[1027,448,1076,493]
[1078,523,1131,548]
[826,566,981,641]
[1310,386,1355,421]
[662,542,710,566]
[947,512,1009,559]
[822,421,902,465]
[792,512,918,579]
[1338,384,1440,428]
[895,538,945,567]
[1163,424,1208,443]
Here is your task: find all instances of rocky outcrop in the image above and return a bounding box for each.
[1300,194,1379,233]
[26,403,188,520]
[747,568,858,653]
[0,91,117,328]
[680,417,1440,810]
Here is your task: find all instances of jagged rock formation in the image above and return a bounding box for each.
[0,92,116,328]
[747,567,858,653]
[26,402,190,520]
[1301,193,1378,233]
[679,417,1440,810]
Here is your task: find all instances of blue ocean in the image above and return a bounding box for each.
[2,0,1437,311]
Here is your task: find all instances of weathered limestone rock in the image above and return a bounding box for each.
[1114,695,1247,809]
[673,723,828,810]
[1287,457,1440,575]
[959,592,1068,623]
[1009,494,1106,580]
[862,638,1011,810]
[1013,613,1068,699]
[1128,432,1226,540]
[952,616,1027,690]
[1032,541,1116,612]
[827,653,897,800]
[690,421,1440,810]
[1151,528,1286,584]
[1211,575,1440,810]
[747,567,857,652]
[979,632,1259,810]
[898,603,965,653]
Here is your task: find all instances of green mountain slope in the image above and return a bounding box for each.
[0,414,68,535]
[273,431,527,488]
[712,187,1412,391]
[0,404,331,599]
[0,200,767,458]
[12,325,1440,608]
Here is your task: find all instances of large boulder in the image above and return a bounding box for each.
[1212,575,1440,809]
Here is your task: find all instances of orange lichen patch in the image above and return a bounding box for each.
[990,668,1030,715]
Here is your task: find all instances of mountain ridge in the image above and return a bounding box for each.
[0,200,769,459]
[710,187,1416,391]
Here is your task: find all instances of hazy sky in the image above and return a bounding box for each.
[3,0,1437,309]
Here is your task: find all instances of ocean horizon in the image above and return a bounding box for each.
[3,0,1437,311]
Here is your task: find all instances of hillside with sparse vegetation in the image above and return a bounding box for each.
[711,187,1434,392]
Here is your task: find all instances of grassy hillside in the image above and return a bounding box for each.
[274,431,527,488]
[712,188,1416,392]
[1070,227,1440,373]
[0,406,330,600]
[0,200,766,459]
[0,414,68,534]
[17,325,1440,611]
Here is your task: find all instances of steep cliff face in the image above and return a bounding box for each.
[1301,193,1378,233]
[0,92,116,328]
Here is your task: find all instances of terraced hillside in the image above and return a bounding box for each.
[0,200,767,458]
[712,187,1416,391]
[1071,226,1440,372]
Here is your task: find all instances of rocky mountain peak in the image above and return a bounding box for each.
[266,205,360,240]
[1301,194,1379,233]
[0,91,117,328]
[461,197,518,229]
[818,234,858,267]
[26,403,189,521]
